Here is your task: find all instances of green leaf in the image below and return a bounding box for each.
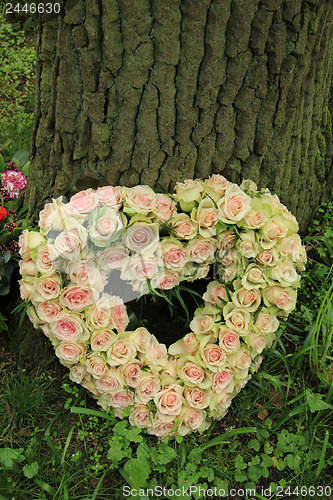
[0,154,4,173]
[107,441,131,465]
[0,448,25,467]
[121,455,151,489]
[199,427,257,451]
[12,149,29,168]
[248,438,260,452]
[23,461,39,478]
[306,389,333,413]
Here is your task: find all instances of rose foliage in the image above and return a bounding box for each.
[19,175,306,437]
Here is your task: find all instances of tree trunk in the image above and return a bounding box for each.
[25,0,333,233]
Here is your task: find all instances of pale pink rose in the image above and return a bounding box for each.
[18,229,30,260]
[245,332,266,354]
[202,344,226,368]
[277,234,306,263]
[152,193,176,221]
[96,186,122,208]
[161,239,189,270]
[59,284,98,311]
[154,384,183,416]
[170,214,198,240]
[51,312,88,342]
[128,327,151,353]
[169,333,200,357]
[218,328,240,353]
[204,174,229,200]
[85,296,112,329]
[263,286,297,313]
[188,237,216,263]
[39,198,70,233]
[260,216,288,248]
[190,314,215,335]
[269,259,299,287]
[125,223,159,253]
[35,244,60,275]
[175,179,204,211]
[68,260,102,287]
[136,374,161,403]
[229,348,251,370]
[215,392,233,412]
[129,404,151,428]
[143,336,168,367]
[86,353,108,378]
[254,310,279,334]
[241,264,267,289]
[218,185,251,223]
[195,199,220,237]
[95,367,124,393]
[108,389,134,408]
[183,386,210,409]
[212,369,234,394]
[236,234,259,259]
[160,358,178,384]
[90,329,116,351]
[179,361,205,386]
[151,271,181,290]
[107,340,136,366]
[89,208,123,247]
[243,210,267,228]
[67,189,99,218]
[69,364,88,384]
[256,249,278,266]
[223,306,251,335]
[19,279,34,300]
[97,245,130,270]
[149,418,175,438]
[180,408,205,432]
[217,230,236,251]
[124,254,160,281]
[36,301,63,322]
[233,287,261,312]
[121,360,142,388]
[54,223,87,260]
[124,185,157,214]
[202,281,228,307]
[219,249,238,267]
[55,341,86,364]
[111,300,129,331]
[30,274,62,303]
[19,259,38,281]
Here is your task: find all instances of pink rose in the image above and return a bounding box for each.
[142,336,168,368]
[151,271,180,290]
[276,234,306,263]
[121,360,142,388]
[110,298,129,331]
[217,230,236,251]
[19,279,34,300]
[107,389,134,408]
[180,408,206,433]
[149,418,175,438]
[263,286,297,313]
[245,332,267,354]
[68,260,102,287]
[67,189,99,218]
[188,238,216,264]
[128,327,151,353]
[190,314,215,335]
[36,301,63,322]
[95,367,124,393]
[218,185,251,223]
[89,208,123,247]
[54,223,87,260]
[168,333,199,356]
[19,259,38,281]
[254,310,279,334]
[256,249,278,266]
[233,286,261,312]
[161,239,189,270]
[154,384,183,416]
[55,341,86,364]
[97,245,130,270]
[218,328,240,353]
[202,344,226,368]
[51,312,89,342]
[59,284,98,311]
[129,404,151,428]
[202,281,228,307]
[195,200,220,237]
[35,244,60,275]
[243,210,267,229]
[30,274,62,303]
[85,296,112,329]
[90,329,116,351]
[124,186,157,214]
[107,340,136,366]
[229,347,252,370]
[123,254,160,281]
[125,223,159,253]
[136,374,161,403]
[223,306,251,335]
[242,265,267,289]
[179,361,205,386]
[152,194,176,221]
[69,364,88,384]
[170,214,198,240]
[96,186,122,208]
[86,353,108,378]
[212,369,234,394]
[204,174,229,200]
[183,386,210,409]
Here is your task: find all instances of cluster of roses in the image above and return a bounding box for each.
[19,175,306,437]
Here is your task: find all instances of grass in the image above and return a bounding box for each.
[0,11,333,500]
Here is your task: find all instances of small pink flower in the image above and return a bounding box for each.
[2,170,27,198]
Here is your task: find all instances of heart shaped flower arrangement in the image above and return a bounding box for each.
[18,175,306,437]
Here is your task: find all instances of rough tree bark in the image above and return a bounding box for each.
[25,0,333,234]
